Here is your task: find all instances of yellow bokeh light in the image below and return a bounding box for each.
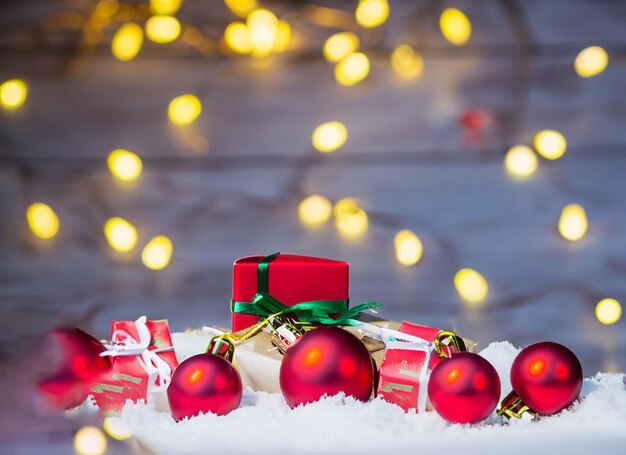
[224,22,252,54]
[94,0,119,19]
[454,268,488,305]
[334,52,370,86]
[247,8,278,57]
[224,0,257,18]
[574,46,608,78]
[150,0,182,15]
[298,195,332,227]
[333,197,359,218]
[534,129,567,160]
[504,145,538,178]
[355,0,389,29]
[107,149,142,182]
[394,229,423,266]
[0,79,28,110]
[558,203,588,242]
[103,416,131,441]
[595,298,622,326]
[312,121,348,153]
[104,217,138,253]
[142,235,173,270]
[273,20,291,53]
[440,8,471,46]
[168,94,202,126]
[27,203,60,240]
[111,22,143,61]
[145,15,181,44]
[323,32,360,63]
[74,426,107,455]
[390,44,424,79]
[335,202,368,239]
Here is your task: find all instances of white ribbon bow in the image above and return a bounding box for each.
[100,316,174,394]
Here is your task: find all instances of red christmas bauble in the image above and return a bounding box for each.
[38,328,111,410]
[167,353,242,421]
[279,327,373,408]
[510,341,582,415]
[428,352,501,424]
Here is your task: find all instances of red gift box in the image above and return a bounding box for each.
[231,253,349,332]
[91,316,178,414]
[376,322,463,413]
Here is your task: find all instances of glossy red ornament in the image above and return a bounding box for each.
[167,353,242,421]
[37,328,112,409]
[428,352,501,424]
[279,327,373,408]
[510,341,582,415]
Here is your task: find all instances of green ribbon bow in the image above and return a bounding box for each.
[230,252,382,327]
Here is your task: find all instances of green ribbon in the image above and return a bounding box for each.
[231,252,382,327]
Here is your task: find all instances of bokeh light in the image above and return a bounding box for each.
[323,32,360,63]
[534,129,567,160]
[311,121,348,153]
[390,44,424,79]
[335,52,370,86]
[273,20,291,53]
[107,149,142,182]
[299,195,332,227]
[27,203,60,240]
[103,416,131,441]
[558,203,588,242]
[224,0,257,18]
[440,8,471,46]
[574,46,608,78]
[454,268,488,305]
[104,217,138,252]
[145,15,181,43]
[111,22,143,61]
[394,230,423,266]
[142,235,173,270]
[595,298,622,326]
[0,78,28,110]
[224,22,252,54]
[168,94,202,126]
[334,198,368,239]
[355,0,389,29]
[247,8,278,57]
[504,145,538,178]
[74,426,107,455]
[150,0,182,15]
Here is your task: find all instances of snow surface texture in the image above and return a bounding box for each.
[120,341,626,455]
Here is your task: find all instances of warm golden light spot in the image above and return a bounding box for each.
[324,32,359,63]
[272,20,291,53]
[595,298,622,325]
[334,198,368,239]
[145,15,181,43]
[298,195,332,227]
[305,347,323,366]
[311,121,348,153]
[104,217,138,253]
[333,197,360,219]
[95,0,119,19]
[74,426,107,455]
[150,0,182,15]
[355,0,389,29]
[189,368,203,384]
[454,268,488,305]
[447,368,460,383]
[558,204,588,242]
[247,8,278,57]
[529,360,545,377]
[440,8,471,46]
[335,52,370,86]
[534,130,567,160]
[224,0,257,18]
[27,203,60,240]
[107,149,142,182]
[504,145,538,178]
[394,229,423,266]
[224,21,252,54]
[141,235,173,270]
[0,79,28,110]
[390,44,424,79]
[168,94,202,126]
[103,416,131,441]
[574,46,608,78]
[111,22,143,61]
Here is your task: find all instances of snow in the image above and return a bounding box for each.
[119,341,626,454]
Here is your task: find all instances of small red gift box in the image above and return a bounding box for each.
[376,322,463,413]
[91,316,178,414]
[231,253,349,332]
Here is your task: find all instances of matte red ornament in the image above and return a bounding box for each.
[167,353,242,421]
[510,341,582,415]
[428,352,501,424]
[37,328,112,410]
[279,327,374,408]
